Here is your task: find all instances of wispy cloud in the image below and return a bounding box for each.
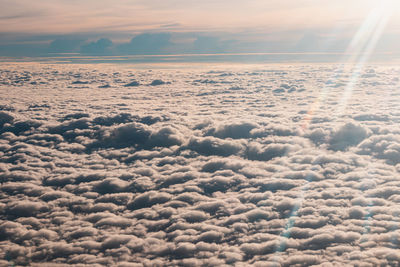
[0,0,397,34]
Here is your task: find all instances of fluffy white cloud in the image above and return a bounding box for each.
[1,63,400,265]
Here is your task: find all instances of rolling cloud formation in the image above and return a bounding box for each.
[1,63,400,266]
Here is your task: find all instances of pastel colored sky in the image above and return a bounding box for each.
[0,0,399,59]
[0,0,397,33]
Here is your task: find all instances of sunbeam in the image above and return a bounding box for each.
[276,1,395,262]
[335,0,394,118]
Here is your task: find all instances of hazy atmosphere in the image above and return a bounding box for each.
[1,1,400,267]
[1,0,400,61]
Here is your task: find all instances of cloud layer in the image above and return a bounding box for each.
[1,63,400,265]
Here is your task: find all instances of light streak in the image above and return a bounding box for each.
[270,1,395,263]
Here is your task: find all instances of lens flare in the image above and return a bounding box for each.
[272,1,396,261]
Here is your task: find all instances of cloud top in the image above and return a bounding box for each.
[1,63,400,265]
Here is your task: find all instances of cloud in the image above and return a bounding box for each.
[185,136,243,156]
[204,121,258,139]
[92,122,183,149]
[329,122,371,151]
[1,63,400,266]
[5,200,48,217]
[80,38,113,55]
[245,142,295,161]
[124,80,140,87]
[117,33,172,55]
[128,191,172,210]
[48,38,86,53]
[192,36,228,53]
[357,134,400,165]
[0,111,14,127]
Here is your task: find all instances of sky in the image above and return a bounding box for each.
[0,0,399,60]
